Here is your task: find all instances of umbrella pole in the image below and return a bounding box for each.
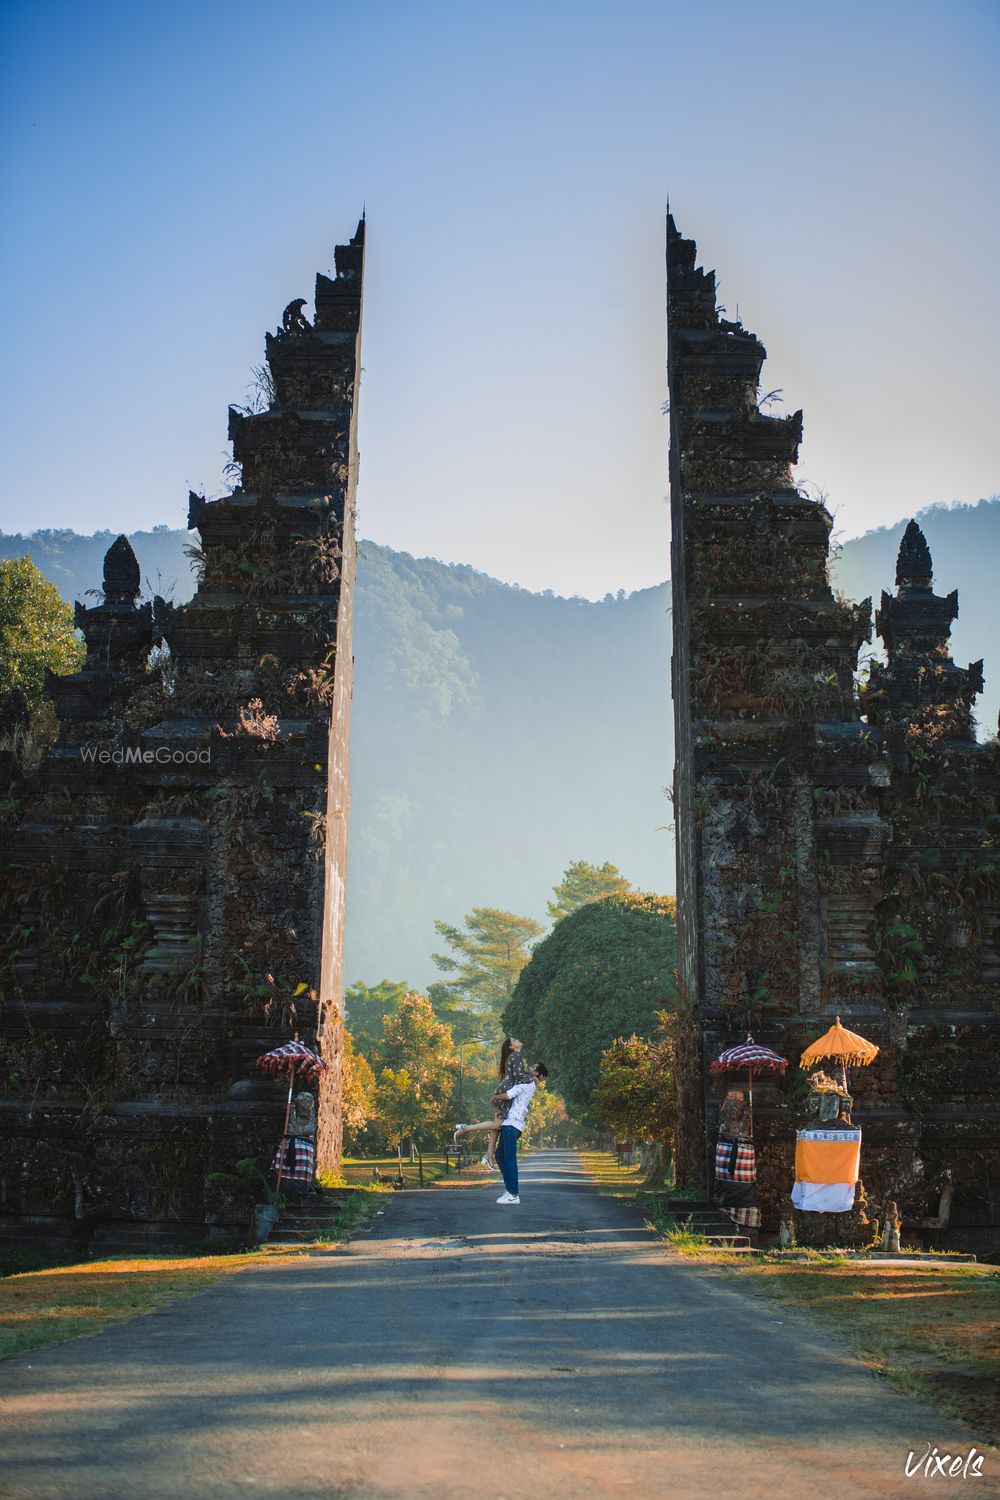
[274,1065,296,1201]
[747,1066,754,1137]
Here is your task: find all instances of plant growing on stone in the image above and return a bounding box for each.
[208,1156,282,1208]
[234,698,280,743]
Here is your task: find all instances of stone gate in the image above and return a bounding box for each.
[0,220,365,1252]
[667,214,999,1248]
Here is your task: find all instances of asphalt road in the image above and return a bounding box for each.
[0,1150,993,1500]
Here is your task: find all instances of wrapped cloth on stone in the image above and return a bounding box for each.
[792,1126,862,1213]
[270,1091,317,1192]
[715,1089,760,1231]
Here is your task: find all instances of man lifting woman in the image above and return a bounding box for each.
[453,1036,548,1204]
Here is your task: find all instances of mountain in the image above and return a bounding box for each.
[2,496,998,990]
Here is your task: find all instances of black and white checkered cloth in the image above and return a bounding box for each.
[714,1136,761,1230]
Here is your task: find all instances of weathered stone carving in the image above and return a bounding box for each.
[281,298,310,335]
[0,221,365,1252]
[102,533,142,605]
[667,215,999,1252]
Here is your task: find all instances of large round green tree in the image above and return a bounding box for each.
[502,893,677,1116]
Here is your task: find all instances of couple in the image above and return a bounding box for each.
[453,1036,548,1206]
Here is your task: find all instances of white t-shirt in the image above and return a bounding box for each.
[503,1080,536,1132]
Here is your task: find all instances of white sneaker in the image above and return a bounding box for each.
[453,1125,466,1143]
[480,1155,496,1169]
[496,1192,520,1204]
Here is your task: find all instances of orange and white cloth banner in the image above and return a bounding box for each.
[792,1126,861,1213]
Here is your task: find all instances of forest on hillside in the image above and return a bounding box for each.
[2,496,998,989]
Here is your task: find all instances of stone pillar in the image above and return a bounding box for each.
[0,221,365,1251]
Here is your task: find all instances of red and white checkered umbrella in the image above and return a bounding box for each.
[710,1035,787,1136]
[711,1037,788,1074]
[256,1041,328,1080]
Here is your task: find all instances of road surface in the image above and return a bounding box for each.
[0,1150,992,1499]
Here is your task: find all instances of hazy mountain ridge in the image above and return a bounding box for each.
[2,496,998,989]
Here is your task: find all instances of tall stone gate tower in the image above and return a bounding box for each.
[667,214,999,1247]
[0,221,365,1251]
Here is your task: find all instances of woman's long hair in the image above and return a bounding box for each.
[498,1037,514,1080]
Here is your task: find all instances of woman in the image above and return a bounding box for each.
[453,1037,531,1169]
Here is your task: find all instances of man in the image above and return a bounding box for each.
[492,1062,548,1205]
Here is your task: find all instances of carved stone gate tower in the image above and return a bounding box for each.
[0,221,364,1251]
[667,215,999,1247]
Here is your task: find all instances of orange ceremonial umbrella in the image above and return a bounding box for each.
[799,1015,878,1091]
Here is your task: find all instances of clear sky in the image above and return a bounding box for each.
[1,0,996,599]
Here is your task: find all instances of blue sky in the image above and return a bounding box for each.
[1,0,996,597]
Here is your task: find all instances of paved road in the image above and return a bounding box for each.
[0,1151,993,1500]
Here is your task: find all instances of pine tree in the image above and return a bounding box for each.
[547,860,632,923]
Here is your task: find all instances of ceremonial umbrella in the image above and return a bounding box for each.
[710,1035,788,1133]
[799,1015,879,1091]
[257,1041,328,1198]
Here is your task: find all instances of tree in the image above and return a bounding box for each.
[520,1082,569,1147]
[374,1068,423,1176]
[340,1028,376,1141]
[343,978,408,1056]
[0,555,85,703]
[370,992,457,1176]
[547,860,632,923]
[432,907,543,1019]
[502,893,678,1117]
[591,1019,676,1181]
[426,981,499,1047]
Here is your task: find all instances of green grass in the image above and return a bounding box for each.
[660,1219,711,1253]
[577,1149,645,1197]
[290,1188,386,1244]
[720,1257,1000,1444]
[0,1250,263,1362]
[0,1186,383,1361]
[337,1153,478,1188]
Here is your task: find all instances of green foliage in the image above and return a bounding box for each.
[432,906,543,1019]
[373,1069,420,1148]
[503,893,678,1116]
[658,1215,710,1255]
[426,981,500,1047]
[0,555,85,703]
[370,991,456,1146]
[591,1023,675,1145]
[341,1029,376,1137]
[207,1157,281,1207]
[547,859,632,923]
[343,978,408,1055]
[519,1081,569,1145]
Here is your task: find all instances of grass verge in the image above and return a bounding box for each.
[338,1154,466,1188]
[293,1187,387,1244]
[577,1149,645,1196]
[719,1256,1000,1445]
[582,1149,998,1441]
[0,1187,386,1362]
[0,1251,259,1362]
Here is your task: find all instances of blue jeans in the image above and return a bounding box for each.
[497,1125,521,1196]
